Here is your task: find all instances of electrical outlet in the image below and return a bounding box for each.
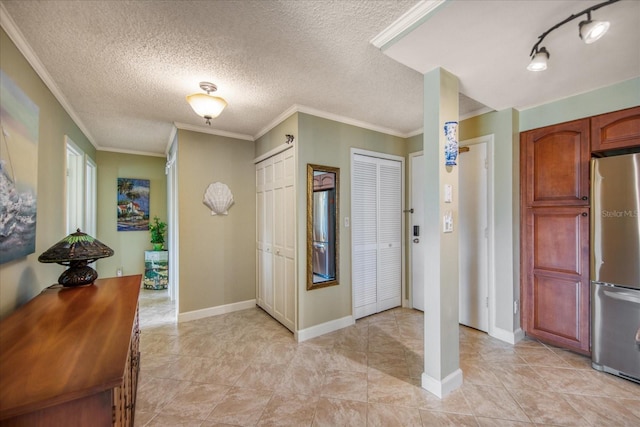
[514,300,519,314]
[344,217,350,227]
[116,267,123,277]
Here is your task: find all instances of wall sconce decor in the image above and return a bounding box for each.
[527,0,619,71]
[186,82,227,125]
[203,182,234,215]
[444,121,459,166]
[38,229,114,287]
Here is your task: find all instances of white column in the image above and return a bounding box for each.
[421,68,462,398]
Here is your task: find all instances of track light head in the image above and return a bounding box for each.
[527,47,550,72]
[526,0,619,71]
[579,18,610,44]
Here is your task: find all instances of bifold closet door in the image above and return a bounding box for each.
[256,148,295,332]
[352,154,402,319]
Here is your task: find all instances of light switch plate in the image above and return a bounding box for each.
[443,210,453,233]
[444,184,452,203]
[344,217,350,227]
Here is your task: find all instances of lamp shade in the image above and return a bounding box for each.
[579,19,610,44]
[186,93,227,119]
[39,229,114,286]
[527,47,550,71]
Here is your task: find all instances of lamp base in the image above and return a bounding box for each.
[58,261,98,287]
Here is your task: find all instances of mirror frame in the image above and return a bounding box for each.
[307,164,340,290]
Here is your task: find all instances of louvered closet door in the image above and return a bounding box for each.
[353,156,379,319]
[377,159,402,312]
[352,154,402,319]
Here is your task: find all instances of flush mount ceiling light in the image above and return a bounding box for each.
[527,0,619,71]
[186,82,227,125]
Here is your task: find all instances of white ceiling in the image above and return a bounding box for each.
[1,0,638,156]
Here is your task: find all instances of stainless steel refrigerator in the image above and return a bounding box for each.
[312,190,336,280]
[591,153,640,383]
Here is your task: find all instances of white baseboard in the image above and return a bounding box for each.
[490,326,525,345]
[295,315,355,342]
[421,368,463,399]
[178,299,256,323]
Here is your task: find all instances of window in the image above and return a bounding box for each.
[65,136,96,236]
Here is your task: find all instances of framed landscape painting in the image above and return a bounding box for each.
[0,71,39,264]
[117,178,150,231]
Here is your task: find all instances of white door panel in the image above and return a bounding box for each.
[411,154,425,311]
[459,143,489,332]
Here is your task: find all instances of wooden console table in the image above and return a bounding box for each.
[0,275,142,426]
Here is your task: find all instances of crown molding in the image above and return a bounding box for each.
[370,0,447,50]
[0,3,98,149]
[165,125,178,155]
[295,105,408,138]
[406,128,424,138]
[97,146,166,158]
[173,122,254,141]
[256,104,412,140]
[253,105,299,140]
[460,106,494,121]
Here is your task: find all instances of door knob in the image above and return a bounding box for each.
[413,238,419,243]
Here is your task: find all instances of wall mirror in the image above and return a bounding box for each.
[307,164,339,290]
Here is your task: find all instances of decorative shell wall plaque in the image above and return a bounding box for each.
[203,182,234,215]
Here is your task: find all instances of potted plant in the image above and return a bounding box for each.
[149,216,167,251]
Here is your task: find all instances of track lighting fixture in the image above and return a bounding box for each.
[527,0,619,71]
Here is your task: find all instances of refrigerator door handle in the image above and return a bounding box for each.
[603,289,640,304]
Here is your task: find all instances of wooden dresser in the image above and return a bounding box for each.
[0,275,141,427]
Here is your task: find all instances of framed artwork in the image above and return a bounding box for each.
[0,71,39,264]
[117,178,150,231]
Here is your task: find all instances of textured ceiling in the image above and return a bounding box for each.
[2,0,435,154]
[2,1,636,156]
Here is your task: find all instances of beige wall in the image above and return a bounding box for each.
[459,108,520,334]
[0,28,95,319]
[297,113,407,330]
[176,129,256,314]
[255,113,298,158]
[95,151,167,278]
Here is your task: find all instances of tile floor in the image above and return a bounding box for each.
[135,289,640,426]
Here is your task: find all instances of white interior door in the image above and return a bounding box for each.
[377,159,402,312]
[458,142,489,332]
[256,148,295,332]
[352,156,379,319]
[352,152,402,319]
[410,153,425,311]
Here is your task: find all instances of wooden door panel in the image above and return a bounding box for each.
[522,205,590,354]
[591,106,640,152]
[522,118,590,206]
[532,273,581,340]
[531,209,587,276]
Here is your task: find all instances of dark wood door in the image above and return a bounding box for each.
[520,118,591,355]
[522,118,590,207]
[522,207,590,354]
